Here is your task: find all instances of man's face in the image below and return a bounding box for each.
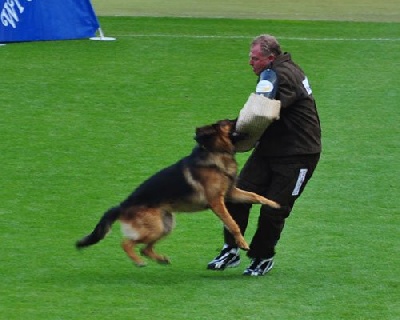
[249,43,274,76]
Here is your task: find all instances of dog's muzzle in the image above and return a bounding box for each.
[229,131,249,144]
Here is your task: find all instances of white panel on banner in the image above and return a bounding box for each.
[0,0,100,42]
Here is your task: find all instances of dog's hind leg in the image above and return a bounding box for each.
[121,239,147,267]
[208,195,250,250]
[139,210,174,264]
[140,243,170,264]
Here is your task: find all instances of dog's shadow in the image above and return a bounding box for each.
[68,245,246,286]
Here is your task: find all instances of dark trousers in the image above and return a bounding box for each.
[224,151,320,259]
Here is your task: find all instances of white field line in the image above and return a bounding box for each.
[112,34,400,41]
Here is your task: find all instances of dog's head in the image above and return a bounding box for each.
[195,119,246,153]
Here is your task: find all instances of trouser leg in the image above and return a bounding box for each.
[224,202,290,258]
[247,205,291,258]
[247,154,320,259]
[222,151,267,247]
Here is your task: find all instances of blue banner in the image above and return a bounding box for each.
[0,0,100,42]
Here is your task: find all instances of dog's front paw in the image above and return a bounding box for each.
[236,238,250,251]
[260,197,280,209]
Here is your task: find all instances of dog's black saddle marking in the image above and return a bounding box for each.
[120,158,192,209]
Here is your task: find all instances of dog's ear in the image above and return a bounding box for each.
[195,125,216,146]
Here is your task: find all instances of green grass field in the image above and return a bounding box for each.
[1,2,399,320]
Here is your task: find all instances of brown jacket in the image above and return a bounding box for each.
[256,53,322,156]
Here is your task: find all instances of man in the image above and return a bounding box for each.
[207,34,322,276]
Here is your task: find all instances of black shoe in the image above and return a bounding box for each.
[207,245,240,270]
[243,257,274,276]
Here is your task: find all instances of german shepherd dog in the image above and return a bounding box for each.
[76,120,280,266]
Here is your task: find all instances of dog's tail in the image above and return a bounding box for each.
[76,206,121,249]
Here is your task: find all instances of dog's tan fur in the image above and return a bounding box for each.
[76,120,280,266]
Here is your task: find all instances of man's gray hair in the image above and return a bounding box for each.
[251,34,282,56]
